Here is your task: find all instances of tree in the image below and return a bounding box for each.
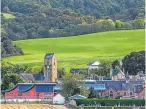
[1,73,24,90]
[58,68,65,79]
[122,51,145,75]
[62,73,87,97]
[115,20,124,28]
[123,22,133,29]
[88,87,96,98]
[3,6,10,13]
[112,60,120,69]
[9,82,14,89]
[95,60,111,77]
[131,18,144,29]
[99,19,115,31]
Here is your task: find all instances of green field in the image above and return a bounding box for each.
[3,29,144,68]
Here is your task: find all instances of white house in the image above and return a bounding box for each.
[53,94,65,104]
[87,61,100,70]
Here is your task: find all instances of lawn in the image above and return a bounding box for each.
[3,29,144,68]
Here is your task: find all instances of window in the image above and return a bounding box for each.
[37,93,39,99]
[110,91,113,98]
[117,92,120,95]
[19,93,22,96]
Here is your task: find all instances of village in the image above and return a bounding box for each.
[1,53,145,109]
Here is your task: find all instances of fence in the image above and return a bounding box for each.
[69,105,145,109]
[1,98,52,103]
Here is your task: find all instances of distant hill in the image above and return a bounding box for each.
[3,29,144,68]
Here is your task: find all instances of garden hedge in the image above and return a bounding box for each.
[75,99,145,106]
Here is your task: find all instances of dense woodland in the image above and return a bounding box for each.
[2,0,145,20]
[1,0,145,57]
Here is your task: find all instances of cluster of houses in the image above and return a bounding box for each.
[1,53,145,104]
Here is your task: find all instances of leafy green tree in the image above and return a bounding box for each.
[122,51,145,75]
[62,73,87,97]
[115,20,124,28]
[96,60,111,77]
[3,6,10,13]
[88,87,96,98]
[1,73,24,90]
[58,68,65,79]
[9,82,14,89]
[131,18,144,29]
[112,60,120,69]
[99,19,115,31]
[123,22,133,29]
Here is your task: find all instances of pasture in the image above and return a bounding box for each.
[3,29,144,68]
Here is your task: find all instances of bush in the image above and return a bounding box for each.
[114,107,133,109]
[75,99,145,106]
[115,96,122,99]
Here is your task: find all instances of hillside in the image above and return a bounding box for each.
[2,0,144,20]
[1,0,144,57]
[3,29,144,68]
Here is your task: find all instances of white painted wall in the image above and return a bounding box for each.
[88,65,99,69]
[53,94,65,104]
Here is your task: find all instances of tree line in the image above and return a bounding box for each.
[2,10,144,41]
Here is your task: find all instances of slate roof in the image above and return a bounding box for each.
[54,84,62,91]
[70,68,88,73]
[1,84,18,93]
[87,61,100,66]
[44,53,54,59]
[69,95,87,100]
[55,80,144,92]
[19,84,34,92]
[84,80,131,91]
[20,73,35,82]
[85,84,105,90]
[20,73,46,82]
[2,83,57,93]
[113,68,124,76]
[34,72,45,81]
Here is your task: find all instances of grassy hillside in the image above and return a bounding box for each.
[3,29,144,68]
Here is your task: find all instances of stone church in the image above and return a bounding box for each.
[20,53,58,83]
[44,53,58,82]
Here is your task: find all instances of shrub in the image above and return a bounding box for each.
[75,99,145,106]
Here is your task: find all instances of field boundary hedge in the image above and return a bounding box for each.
[75,99,145,106]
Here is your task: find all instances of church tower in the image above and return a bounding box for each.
[44,53,58,82]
